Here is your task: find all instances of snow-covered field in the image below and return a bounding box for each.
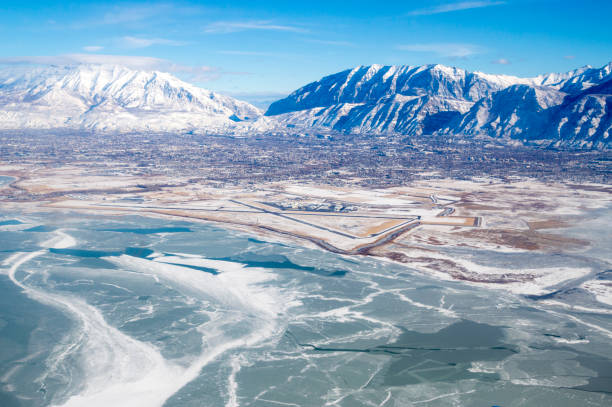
[2,165,610,304]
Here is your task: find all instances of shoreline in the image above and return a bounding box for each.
[4,201,612,406]
[1,167,610,301]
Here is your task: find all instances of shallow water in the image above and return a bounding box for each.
[0,210,610,407]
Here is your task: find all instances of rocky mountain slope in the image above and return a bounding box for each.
[1,62,609,148]
[266,63,612,149]
[0,64,264,133]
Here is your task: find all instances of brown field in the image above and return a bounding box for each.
[363,219,406,236]
[2,164,609,291]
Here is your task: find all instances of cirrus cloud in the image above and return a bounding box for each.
[492,58,511,65]
[122,36,187,48]
[83,45,104,52]
[408,1,506,16]
[304,39,355,47]
[0,54,223,82]
[0,54,167,69]
[71,3,204,28]
[397,43,483,58]
[204,20,307,34]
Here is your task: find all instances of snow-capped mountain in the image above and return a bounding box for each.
[0,64,264,133]
[2,62,610,148]
[266,62,612,149]
[450,85,567,139]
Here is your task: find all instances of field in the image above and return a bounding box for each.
[1,163,609,298]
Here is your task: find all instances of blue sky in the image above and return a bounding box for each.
[1,0,611,104]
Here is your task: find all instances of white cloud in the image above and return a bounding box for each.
[171,64,223,82]
[72,3,203,28]
[304,39,355,47]
[83,45,104,52]
[219,50,276,56]
[217,50,302,59]
[492,58,511,65]
[204,20,306,34]
[122,36,186,48]
[0,54,220,81]
[397,43,483,58]
[0,54,241,84]
[0,54,165,69]
[408,1,506,16]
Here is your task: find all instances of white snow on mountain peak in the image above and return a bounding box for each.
[1,61,610,149]
[0,64,263,133]
[265,61,612,149]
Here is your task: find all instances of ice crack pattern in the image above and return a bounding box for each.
[0,212,611,406]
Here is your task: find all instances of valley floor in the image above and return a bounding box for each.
[1,163,610,301]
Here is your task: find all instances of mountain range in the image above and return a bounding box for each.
[266,62,612,149]
[0,64,264,133]
[0,62,610,149]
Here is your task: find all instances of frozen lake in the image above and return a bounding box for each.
[0,210,610,406]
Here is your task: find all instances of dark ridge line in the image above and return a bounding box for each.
[299,344,401,355]
[299,343,519,354]
[162,262,219,275]
[558,386,612,396]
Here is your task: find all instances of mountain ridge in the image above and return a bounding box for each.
[266,62,612,149]
[1,62,610,149]
[0,64,264,133]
